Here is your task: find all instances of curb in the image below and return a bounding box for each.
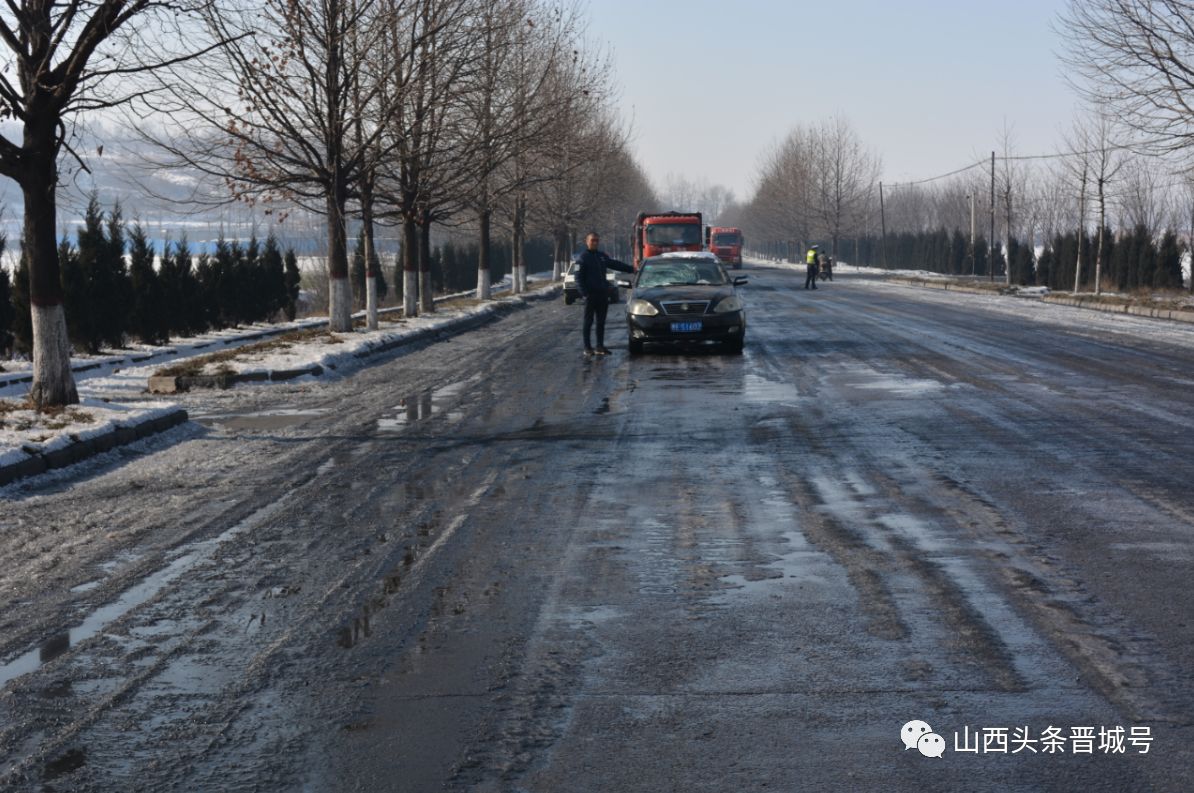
[0,408,190,487]
[888,276,1194,325]
[148,285,560,393]
[1041,294,1194,324]
[0,320,334,391]
[885,277,1015,297]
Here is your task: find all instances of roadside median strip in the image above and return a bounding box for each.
[881,273,1194,324]
[147,284,560,393]
[0,281,560,485]
[1041,293,1194,324]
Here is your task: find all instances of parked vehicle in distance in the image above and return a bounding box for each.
[708,227,745,269]
[619,252,747,355]
[563,259,620,305]
[632,211,703,270]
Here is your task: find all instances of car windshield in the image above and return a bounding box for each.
[644,223,702,246]
[713,233,741,245]
[637,261,728,288]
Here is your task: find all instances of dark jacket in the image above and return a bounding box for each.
[574,249,633,297]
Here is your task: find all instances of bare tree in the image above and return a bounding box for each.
[458,0,571,299]
[809,116,881,258]
[1118,155,1165,234]
[1061,1,1194,156]
[1087,112,1128,294]
[659,175,737,223]
[1060,119,1094,292]
[0,0,221,406]
[993,122,1031,286]
[156,0,395,332]
[530,28,630,278]
[370,0,477,316]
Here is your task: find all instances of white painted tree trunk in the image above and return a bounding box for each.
[552,259,563,280]
[476,269,491,300]
[329,276,353,332]
[366,276,379,330]
[30,304,78,407]
[516,265,527,293]
[404,270,418,317]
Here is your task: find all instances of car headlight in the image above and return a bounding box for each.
[713,295,743,314]
[628,299,659,316]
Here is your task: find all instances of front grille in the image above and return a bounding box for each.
[661,300,710,316]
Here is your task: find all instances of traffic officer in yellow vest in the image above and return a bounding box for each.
[805,245,820,290]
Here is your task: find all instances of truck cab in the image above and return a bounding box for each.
[632,211,704,270]
[708,227,745,269]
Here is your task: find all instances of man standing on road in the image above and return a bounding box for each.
[805,245,820,290]
[575,231,634,356]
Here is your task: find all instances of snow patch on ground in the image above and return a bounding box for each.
[0,399,178,460]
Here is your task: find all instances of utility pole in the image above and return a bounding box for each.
[968,193,976,276]
[879,181,888,270]
[989,151,996,283]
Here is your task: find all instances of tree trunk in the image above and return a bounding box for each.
[361,171,380,331]
[419,209,434,314]
[324,0,351,334]
[1074,173,1087,294]
[553,229,567,280]
[403,214,418,317]
[326,190,352,332]
[23,161,78,407]
[1095,178,1106,296]
[512,196,525,293]
[476,209,492,299]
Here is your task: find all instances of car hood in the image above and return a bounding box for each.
[633,285,735,303]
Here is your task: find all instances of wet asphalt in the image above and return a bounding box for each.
[1,263,1193,791]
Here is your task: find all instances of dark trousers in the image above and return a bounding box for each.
[583,295,609,348]
[805,266,818,289]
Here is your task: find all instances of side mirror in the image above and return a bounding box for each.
[733,276,749,286]
[615,279,633,289]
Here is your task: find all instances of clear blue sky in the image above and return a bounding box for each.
[585,0,1076,199]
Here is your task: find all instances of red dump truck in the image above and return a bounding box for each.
[632,211,703,269]
[708,226,745,269]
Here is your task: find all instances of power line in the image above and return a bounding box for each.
[883,136,1180,189]
[884,160,986,189]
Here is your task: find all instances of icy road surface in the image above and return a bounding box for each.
[1,263,1192,791]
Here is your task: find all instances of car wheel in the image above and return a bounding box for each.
[726,338,744,355]
[564,294,575,305]
[628,338,644,355]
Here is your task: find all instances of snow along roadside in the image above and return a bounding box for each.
[0,282,560,486]
[748,255,1194,323]
[145,284,561,391]
[0,400,187,486]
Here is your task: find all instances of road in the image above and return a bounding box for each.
[1,262,1192,791]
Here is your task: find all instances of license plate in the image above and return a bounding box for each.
[671,321,703,333]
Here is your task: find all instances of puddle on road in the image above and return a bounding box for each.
[377,377,476,432]
[192,407,330,431]
[0,497,291,690]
